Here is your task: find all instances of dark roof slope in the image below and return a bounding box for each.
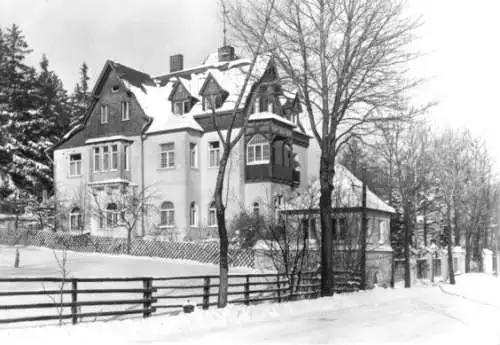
[110,61,156,89]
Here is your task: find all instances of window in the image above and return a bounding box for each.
[124,144,129,171]
[103,146,109,170]
[259,97,274,113]
[69,207,82,231]
[98,212,105,229]
[332,218,347,241]
[121,101,129,121]
[174,100,190,115]
[160,143,175,168]
[189,143,197,168]
[69,153,82,176]
[189,202,198,226]
[203,94,223,111]
[100,105,109,124]
[209,141,220,168]
[247,135,270,164]
[310,218,317,240]
[111,145,118,170]
[106,203,118,227]
[160,201,175,227]
[379,220,386,244]
[252,202,260,217]
[112,85,120,93]
[208,201,217,227]
[94,147,101,171]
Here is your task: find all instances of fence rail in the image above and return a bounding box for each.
[0,271,321,326]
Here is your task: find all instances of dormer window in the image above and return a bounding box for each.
[112,85,120,93]
[169,79,196,115]
[173,100,191,115]
[203,94,224,111]
[199,74,228,111]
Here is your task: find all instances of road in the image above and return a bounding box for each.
[143,286,500,344]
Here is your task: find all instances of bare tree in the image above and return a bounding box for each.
[89,185,157,254]
[207,0,276,308]
[227,0,422,296]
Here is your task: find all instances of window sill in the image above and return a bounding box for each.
[157,167,176,171]
[67,175,82,179]
[122,118,130,122]
[247,160,270,166]
[158,225,175,229]
[93,169,120,174]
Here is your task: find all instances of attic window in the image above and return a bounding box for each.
[203,94,223,111]
[112,85,120,93]
[173,100,191,115]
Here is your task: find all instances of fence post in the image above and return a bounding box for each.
[276,274,281,303]
[71,279,78,325]
[143,278,153,318]
[390,258,395,288]
[244,275,250,306]
[203,277,210,310]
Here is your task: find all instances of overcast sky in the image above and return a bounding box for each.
[2,0,500,170]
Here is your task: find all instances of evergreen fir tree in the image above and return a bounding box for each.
[0,25,53,198]
[70,62,90,127]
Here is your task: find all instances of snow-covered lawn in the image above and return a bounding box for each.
[0,245,256,328]
[2,274,500,344]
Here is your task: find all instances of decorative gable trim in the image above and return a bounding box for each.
[198,73,227,97]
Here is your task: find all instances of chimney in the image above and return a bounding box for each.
[218,45,235,62]
[170,54,184,73]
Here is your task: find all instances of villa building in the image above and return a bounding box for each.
[53,46,310,241]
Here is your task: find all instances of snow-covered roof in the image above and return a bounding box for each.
[85,135,134,144]
[292,164,395,214]
[249,112,296,127]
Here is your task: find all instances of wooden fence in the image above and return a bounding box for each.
[0,271,320,326]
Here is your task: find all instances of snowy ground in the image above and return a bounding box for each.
[0,245,256,327]
[2,246,500,344]
[2,274,500,344]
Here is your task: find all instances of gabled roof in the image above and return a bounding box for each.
[292,164,395,214]
[55,51,308,148]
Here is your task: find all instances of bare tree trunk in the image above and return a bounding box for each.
[465,231,471,273]
[215,150,230,308]
[403,204,411,288]
[453,197,460,246]
[319,152,334,297]
[359,172,368,290]
[127,229,132,255]
[446,205,456,284]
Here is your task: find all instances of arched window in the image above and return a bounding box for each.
[69,207,82,231]
[106,203,118,227]
[160,201,175,226]
[247,135,270,165]
[189,202,198,226]
[252,202,260,217]
[208,201,217,227]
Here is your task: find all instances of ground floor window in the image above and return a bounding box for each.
[69,207,82,231]
[106,203,118,227]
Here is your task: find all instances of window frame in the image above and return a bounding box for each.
[208,201,217,227]
[208,141,220,168]
[121,101,130,121]
[106,203,118,228]
[189,202,198,226]
[69,207,82,231]
[100,104,109,124]
[160,142,175,169]
[190,143,198,168]
[173,100,191,115]
[124,144,129,171]
[69,153,82,177]
[159,201,175,227]
[252,202,260,217]
[111,144,118,170]
[247,135,270,165]
[94,147,101,172]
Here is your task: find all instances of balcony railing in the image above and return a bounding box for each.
[245,164,300,186]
